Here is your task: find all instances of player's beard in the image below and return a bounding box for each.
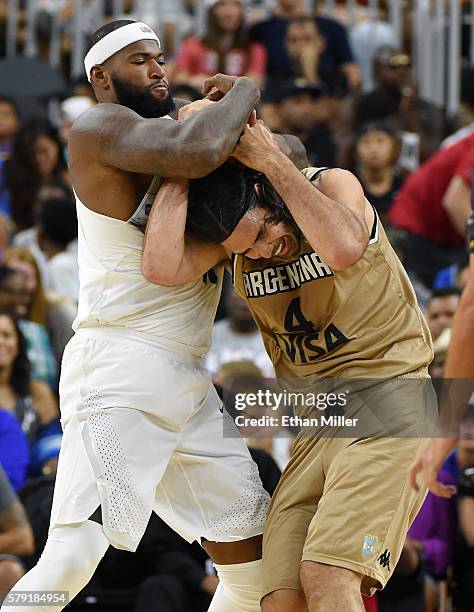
[111,74,176,118]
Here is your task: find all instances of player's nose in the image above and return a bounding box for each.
[150,61,166,79]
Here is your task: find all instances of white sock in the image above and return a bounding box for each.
[1,521,109,612]
[208,559,262,612]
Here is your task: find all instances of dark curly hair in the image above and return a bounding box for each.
[0,306,31,397]
[186,162,302,244]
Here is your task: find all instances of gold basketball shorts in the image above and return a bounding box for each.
[261,372,435,598]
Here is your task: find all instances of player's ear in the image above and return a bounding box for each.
[254,183,262,196]
[90,65,110,90]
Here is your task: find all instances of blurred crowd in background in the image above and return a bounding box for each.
[0,0,474,611]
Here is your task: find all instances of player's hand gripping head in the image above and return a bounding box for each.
[233,122,282,173]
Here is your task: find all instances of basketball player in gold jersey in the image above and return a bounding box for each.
[142,122,435,611]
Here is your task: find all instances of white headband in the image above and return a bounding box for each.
[84,22,161,82]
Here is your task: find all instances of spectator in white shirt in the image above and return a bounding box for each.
[13,179,73,286]
[37,195,78,303]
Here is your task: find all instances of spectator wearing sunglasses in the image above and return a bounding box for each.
[353,47,446,165]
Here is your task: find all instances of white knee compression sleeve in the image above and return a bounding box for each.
[1,520,109,612]
[207,559,262,612]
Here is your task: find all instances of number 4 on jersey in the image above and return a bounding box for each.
[284,297,316,333]
[281,297,350,363]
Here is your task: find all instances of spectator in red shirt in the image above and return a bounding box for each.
[389,132,474,287]
[172,0,267,90]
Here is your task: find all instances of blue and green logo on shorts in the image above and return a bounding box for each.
[362,534,377,557]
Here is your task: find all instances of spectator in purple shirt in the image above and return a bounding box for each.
[378,465,457,612]
[408,466,457,578]
[405,466,458,611]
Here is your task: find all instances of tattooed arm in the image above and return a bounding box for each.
[142,122,306,285]
[70,76,260,180]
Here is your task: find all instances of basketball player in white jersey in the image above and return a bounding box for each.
[1,20,271,612]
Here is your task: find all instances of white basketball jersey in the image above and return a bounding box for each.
[73,180,224,356]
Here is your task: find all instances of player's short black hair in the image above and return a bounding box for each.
[187,163,259,243]
[186,162,301,243]
[431,287,462,300]
[39,196,77,248]
[88,19,136,52]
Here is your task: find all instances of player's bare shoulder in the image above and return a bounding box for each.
[312,167,361,192]
[310,167,371,226]
[68,104,147,219]
[313,168,365,202]
[68,103,136,164]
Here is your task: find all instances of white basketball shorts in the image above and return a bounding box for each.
[49,327,270,551]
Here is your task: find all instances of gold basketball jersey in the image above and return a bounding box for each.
[232,168,433,379]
